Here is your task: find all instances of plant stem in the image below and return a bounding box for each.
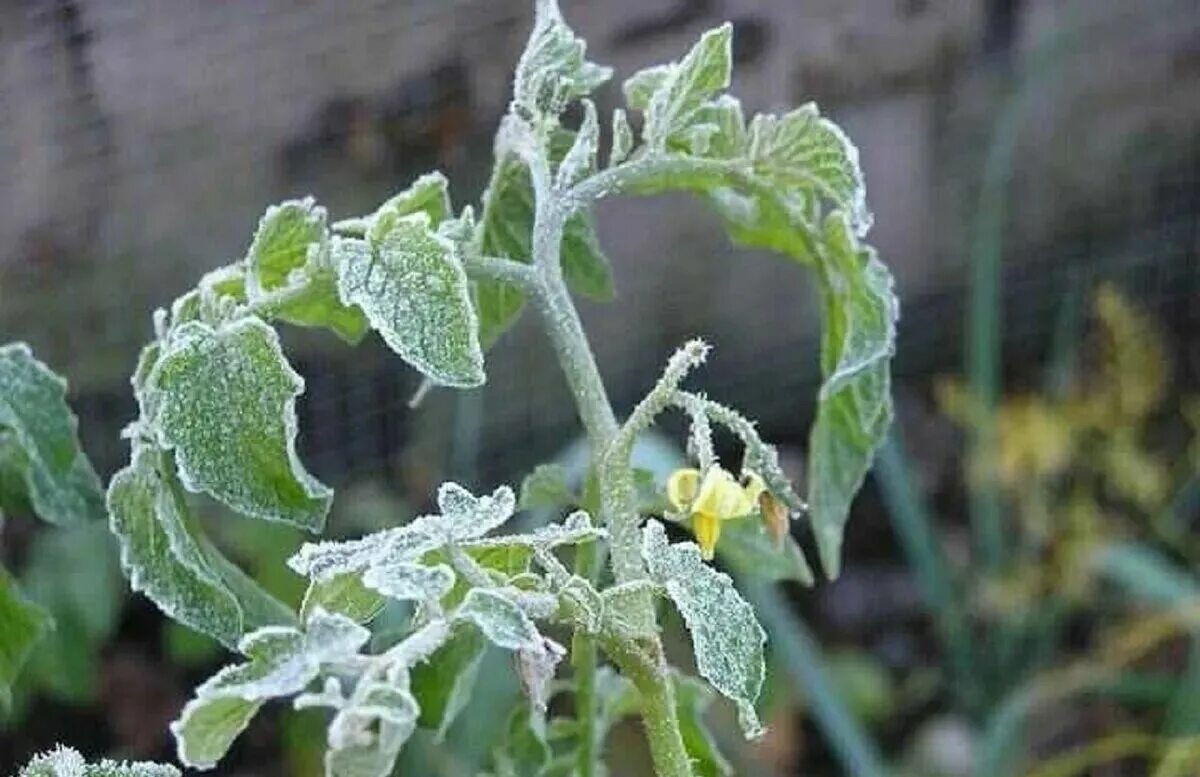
[528,186,692,777]
[572,540,599,777]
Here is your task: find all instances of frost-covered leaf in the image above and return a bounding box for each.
[808,213,896,578]
[464,510,604,553]
[748,104,870,237]
[456,588,541,651]
[245,197,326,294]
[107,447,244,647]
[19,746,179,777]
[511,0,611,121]
[334,213,485,388]
[641,24,732,148]
[262,271,369,345]
[642,520,766,739]
[300,572,386,625]
[438,482,517,540]
[371,172,452,235]
[146,318,332,531]
[326,683,419,777]
[362,561,455,603]
[0,343,104,526]
[172,610,369,769]
[410,627,486,739]
[554,100,599,189]
[610,108,634,166]
[518,463,574,510]
[623,65,672,112]
[516,636,565,713]
[0,566,50,710]
[476,127,614,347]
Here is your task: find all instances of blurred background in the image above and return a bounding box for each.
[1,0,1199,774]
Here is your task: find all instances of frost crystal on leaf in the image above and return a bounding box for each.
[362,561,455,603]
[642,520,766,739]
[145,318,332,532]
[334,213,485,388]
[456,588,542,651]
[512,0,611,122]
[19,746,179,777]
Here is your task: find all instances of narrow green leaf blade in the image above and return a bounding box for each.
[336,215,485,388]
[411,626,487,739]
[147,318,332,531]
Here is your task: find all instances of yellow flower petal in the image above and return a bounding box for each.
[693,467,752,520]
[693,512,722,560]
[667,468,702,512]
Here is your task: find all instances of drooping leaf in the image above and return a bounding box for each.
[410,626,487,739]
[511,0,611,121]
[807,213,897,578]
[640,24,732,148]
[456,588,542,651]
[334,214,485,388]
[747,104,871,237]
[20,522,123,702]
[326,683,420,777]
[518,463,574,510]
[0,566,50,711]
[0,343,104,526]
[642,520,766,739]
[107,447,244,647]
[146,318,332,531]
[19,746,179,777]
[172,610,369,769]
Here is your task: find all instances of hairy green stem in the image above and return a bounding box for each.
[527,177,692,776]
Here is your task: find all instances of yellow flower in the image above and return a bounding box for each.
[668,467,763,560]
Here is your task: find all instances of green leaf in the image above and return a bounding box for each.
[0,343,104,526]
[611,108,634,166]
[146,317,332,531]
[475,127,614,347]
[641,24,732,148]
[326,683,420,777]
[363,561,455,602]
[511,0,611,121]
[642,520,766,739]
[335,214,485,388]
[808,213,897,578]
[716,517,814,586]
[491,703,551,777]
[19,746,179,777]
[456,588,541,651]
[372,172,453,234]
[623,65,673,112]
[246,197,326,293]
[0,566,50,711]
[20,522,123,702]
[263,273,370,345]
[554,99,599,189]
[107,447,244,647]
[300,572,386,625]
[674,673,734,777]
[410,626,487,739]
[518,463,575,510]
[173,610,370,769]
[747,104,871,236]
